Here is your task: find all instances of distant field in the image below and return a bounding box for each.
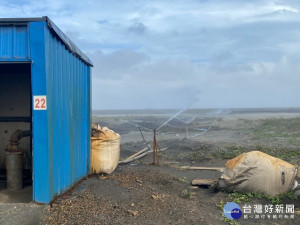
[92,107,300,165]
[93,107,300,116]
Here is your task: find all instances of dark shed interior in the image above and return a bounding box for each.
[0,63,32,202]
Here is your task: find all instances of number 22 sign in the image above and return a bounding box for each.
[33,96,47,110]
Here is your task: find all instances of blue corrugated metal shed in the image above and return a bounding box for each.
[0,17,92,203]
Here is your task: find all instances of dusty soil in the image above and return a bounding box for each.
[44,166,227,225]
[1,108,300,225]
[42,109,300,225]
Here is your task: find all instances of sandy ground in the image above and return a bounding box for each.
[1,108,300,224]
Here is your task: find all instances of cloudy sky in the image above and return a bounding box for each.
[2,0,300,109]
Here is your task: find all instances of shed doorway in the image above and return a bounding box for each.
[0,63,32,203]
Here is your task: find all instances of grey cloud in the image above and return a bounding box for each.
[97,20,108,24]
[92,78,201,110]
[133,59,197,82]
[2,0,300,109]
[209,51,255,73]
[89,44,300,109]
[128,22,147,34]
[198,20,300,65]
[88,50,149,80]
[211,51,234,66]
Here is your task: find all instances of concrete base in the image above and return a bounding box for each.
[0,180,46,225]
[0,183,32,203]
[0,202,47,225]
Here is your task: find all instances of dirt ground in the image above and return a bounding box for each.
[1,108,300,225]
[43,108,300,225]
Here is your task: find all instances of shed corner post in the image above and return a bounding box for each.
[29,21,51,203]
[88,66,92,174]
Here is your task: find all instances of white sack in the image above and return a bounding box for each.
[218,151,298,196]
[91,124,121,174]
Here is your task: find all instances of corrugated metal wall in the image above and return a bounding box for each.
[29,21,91,203]
[45,26,91,199]
[0,25,28,60]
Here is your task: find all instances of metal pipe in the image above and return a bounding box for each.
[138,127,146,142]
[6,151,23,190]
[9,129,31,151]
[5,129,32,190]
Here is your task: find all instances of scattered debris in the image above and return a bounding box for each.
[191,179,216,187]
[127,209,138,217]
[98,175,107,180]
[136,179,143,184]
[180,189,190,198]
[127,147,148,160]
[190,186,199,190]
[180,166,224,172]
[151,194,158,200]
[119,147,169,164]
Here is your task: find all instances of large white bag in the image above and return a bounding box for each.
[218,151,298,196]
[91,124,121,174]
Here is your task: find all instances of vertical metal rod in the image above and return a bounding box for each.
[153,129,156,164]
[153,129,158,165]
[138,127,146,142]
[185,122,188,138]
[156,144,159,165]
